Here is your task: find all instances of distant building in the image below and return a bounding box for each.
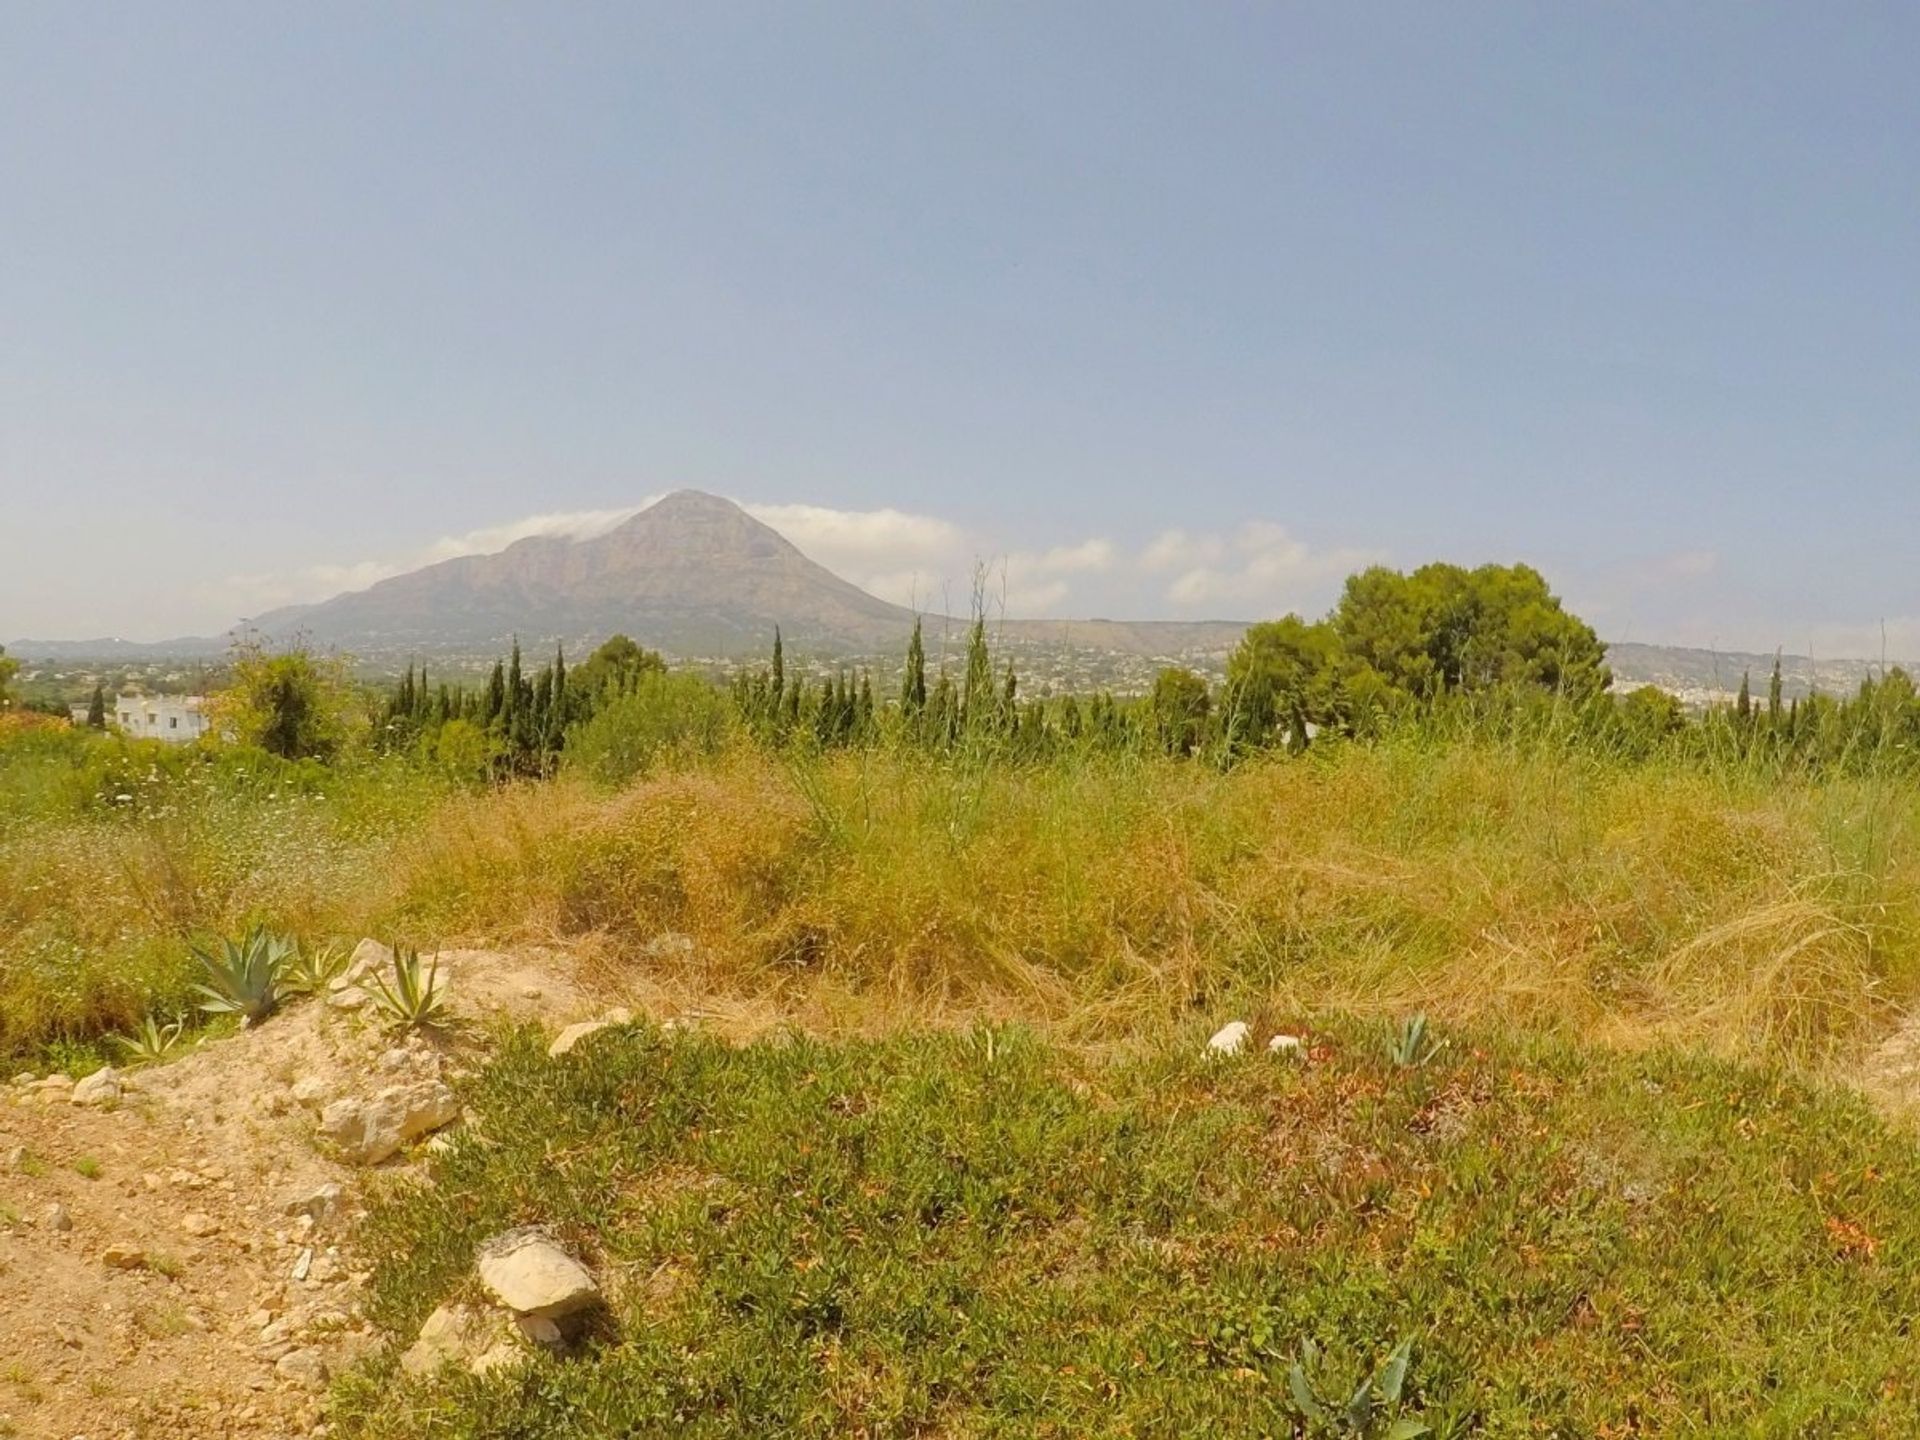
[72,693,213,742]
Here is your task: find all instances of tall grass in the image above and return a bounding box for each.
[378,735,1920,1068]
[0,728,446,1059]
[6,722,1917,1071]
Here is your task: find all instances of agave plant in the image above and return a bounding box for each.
[113,1013,186,1065]
[1386,1014,1445,1069]
[281,940,351,998]
[192,927,293,1026]
[366,945,445,1029]
[1287,1336,1428,1438]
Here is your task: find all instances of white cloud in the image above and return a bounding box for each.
[206,500,659,618]
[1144,521,1382,612]
[419,504,651,563]
[747,501,1114,617]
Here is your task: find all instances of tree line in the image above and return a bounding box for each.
[190,557,1920,780]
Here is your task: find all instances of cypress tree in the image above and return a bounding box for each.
[86,684,106,729]
[900,619,927,715]
[771,628,785,712]
[961,618,992,731]
[1768,656,1784,729]
[483,660,506,727]
[1736,671,1752,724]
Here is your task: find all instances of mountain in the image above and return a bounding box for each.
[244,490,917,656]
[229,490,1248,666]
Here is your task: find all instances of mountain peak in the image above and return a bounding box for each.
[647,488,745,517]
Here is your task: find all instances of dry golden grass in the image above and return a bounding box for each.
[364,739,1920,1070]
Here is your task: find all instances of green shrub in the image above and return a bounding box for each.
[564,672,732,786]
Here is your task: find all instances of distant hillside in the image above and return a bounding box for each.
[1605,642,1914,703]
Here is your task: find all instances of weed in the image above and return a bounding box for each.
[73,1156,101,1180]
[1287,1336,1428,1438]
[112,1013,186,1066]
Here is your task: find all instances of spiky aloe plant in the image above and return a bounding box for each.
[281,940,351,998]
[366,945,445,1029]
[112,1013,185,1065]
[191,927,292,1026]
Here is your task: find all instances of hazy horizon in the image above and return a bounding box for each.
[4,7,1917,655]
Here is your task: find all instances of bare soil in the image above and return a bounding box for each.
[0,947,615,1440]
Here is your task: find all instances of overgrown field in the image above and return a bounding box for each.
[5,723,1918,1074]
[337,1019,1920,1437]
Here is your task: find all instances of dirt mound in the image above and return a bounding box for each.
[0,945,612,1439]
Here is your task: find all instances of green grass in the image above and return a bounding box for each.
[338,1020,1920,1438]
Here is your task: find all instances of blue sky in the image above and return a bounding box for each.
[3,4,1916,653]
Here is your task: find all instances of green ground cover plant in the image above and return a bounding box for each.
[337,1019,1920,1437]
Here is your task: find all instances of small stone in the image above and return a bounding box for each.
[282,1183,344,1222]
[291,1247,313,1282]
[401,1303,519,1377]
[290,1076,329,1109]
[275,1348,330,1390]
[476,1228,600,1320]
[326,986,369,1011]
[71,1066,123,1106]
[4,1144,25,1171]
[1267,1033,1304,1057]
[101,1242,147,1270]
[514,1313,563,1351]
[181,1212,220,1237]
[1206,1021,1251,1056]
[43,1202,72,1232]
[342,938,393,986]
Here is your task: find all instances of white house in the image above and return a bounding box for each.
[97,693,212,742]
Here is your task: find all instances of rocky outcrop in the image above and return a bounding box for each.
[319,1080,460,1165]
